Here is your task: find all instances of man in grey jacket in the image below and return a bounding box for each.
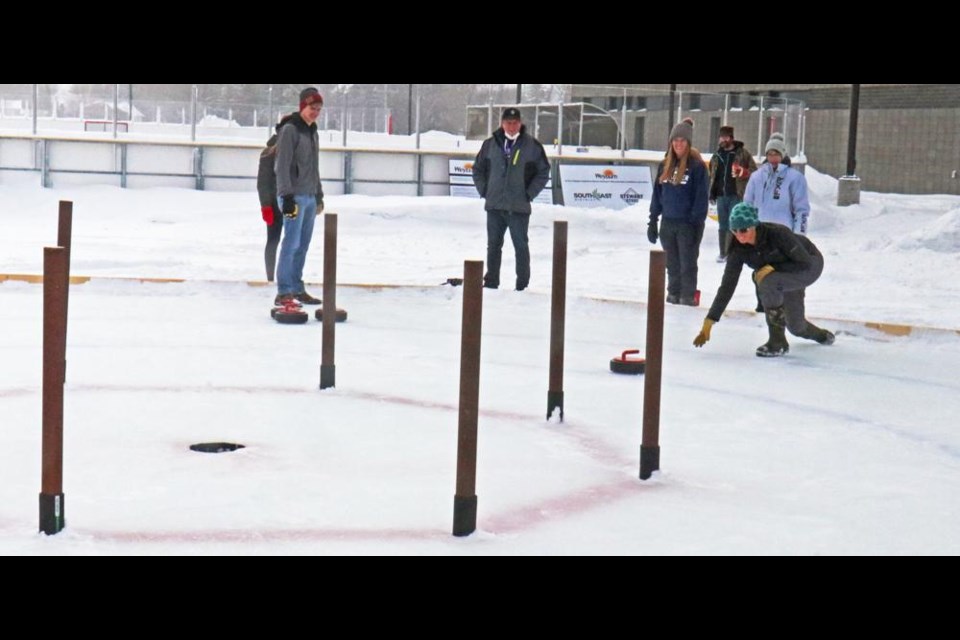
[472,107,550,290]
[274,87,325,306]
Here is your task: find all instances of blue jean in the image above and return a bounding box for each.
[276,194,318,295]
[716,195,740,233]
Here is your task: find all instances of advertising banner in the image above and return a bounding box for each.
[450,159,552,204]
[560,165,653,210]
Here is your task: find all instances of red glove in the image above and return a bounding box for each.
[261,205,276,225]
[731,162,750,179]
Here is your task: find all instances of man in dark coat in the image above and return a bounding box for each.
[708,125,757,261]
[693,202,835,357]
[471,107,550,291]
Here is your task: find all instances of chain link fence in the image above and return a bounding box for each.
[0,84,523,142]
[5,85,960,193]
[0,84,804,158]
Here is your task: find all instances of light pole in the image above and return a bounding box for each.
[837,84,861,206]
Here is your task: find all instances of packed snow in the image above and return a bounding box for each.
[1,167,959,555]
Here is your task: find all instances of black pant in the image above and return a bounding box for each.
[485,210,530,289]
[659,219,704,299]
[265,216,283,281]
[758,253,824,336]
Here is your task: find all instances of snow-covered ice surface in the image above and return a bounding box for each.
[1,167,959,555]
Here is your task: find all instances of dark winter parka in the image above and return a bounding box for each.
[706,222,822,322]
[472,125,550,214]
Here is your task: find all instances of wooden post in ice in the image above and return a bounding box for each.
[640,250,666,480]
[453,260,483,536]
[320,213,337,390]
[40,247,68,534]
[547,221,567,421]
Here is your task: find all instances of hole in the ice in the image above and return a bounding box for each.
[189,442,246,453]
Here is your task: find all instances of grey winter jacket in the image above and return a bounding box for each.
[275,113,324,200]
[472,126,550,214]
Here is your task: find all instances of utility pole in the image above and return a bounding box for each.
[837,84,862,206]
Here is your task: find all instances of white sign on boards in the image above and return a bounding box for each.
[559,165,653,210]
[449,159,552,204]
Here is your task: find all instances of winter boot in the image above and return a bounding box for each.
[756,306,790,357]
[802,323,836,345]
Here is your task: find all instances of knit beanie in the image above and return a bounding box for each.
[299,87,324,110]
[729,202,760,230]
[669,117,695,145]
[765,132,787,157]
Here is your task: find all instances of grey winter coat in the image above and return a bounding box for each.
[472,125,550,214]
[275,113,324,200]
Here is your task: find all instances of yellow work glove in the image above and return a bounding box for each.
[693,318,715,348]
[753,264,775,285]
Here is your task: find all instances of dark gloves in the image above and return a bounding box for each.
[316,195,324,215]
[281,195,298,219]
[261,205,276,226]
[647,221,659,245]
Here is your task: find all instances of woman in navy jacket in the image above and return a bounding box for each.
[648,117,709,305]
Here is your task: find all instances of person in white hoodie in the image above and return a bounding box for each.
[743,132,810,234]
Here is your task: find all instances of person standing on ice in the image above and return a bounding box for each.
[648,117,709,305]
[708,125,757,262]
[744,132,810,235]
[471,107,550,291]
[274,87,325,307]
[743,131,810,313]
[257,133,282,282]
[692,202,834,357]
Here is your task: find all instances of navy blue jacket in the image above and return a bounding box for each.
[649,153,709,226]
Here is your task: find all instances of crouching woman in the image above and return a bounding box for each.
[693,202,835,357]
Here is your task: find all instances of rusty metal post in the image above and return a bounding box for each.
[320,213,337,390]
[640,250,666,480]
[40,247,68,534]
[547,221,567,421]
[57,200,73,354]
[453,260,483,536]
[57,200,73,266]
